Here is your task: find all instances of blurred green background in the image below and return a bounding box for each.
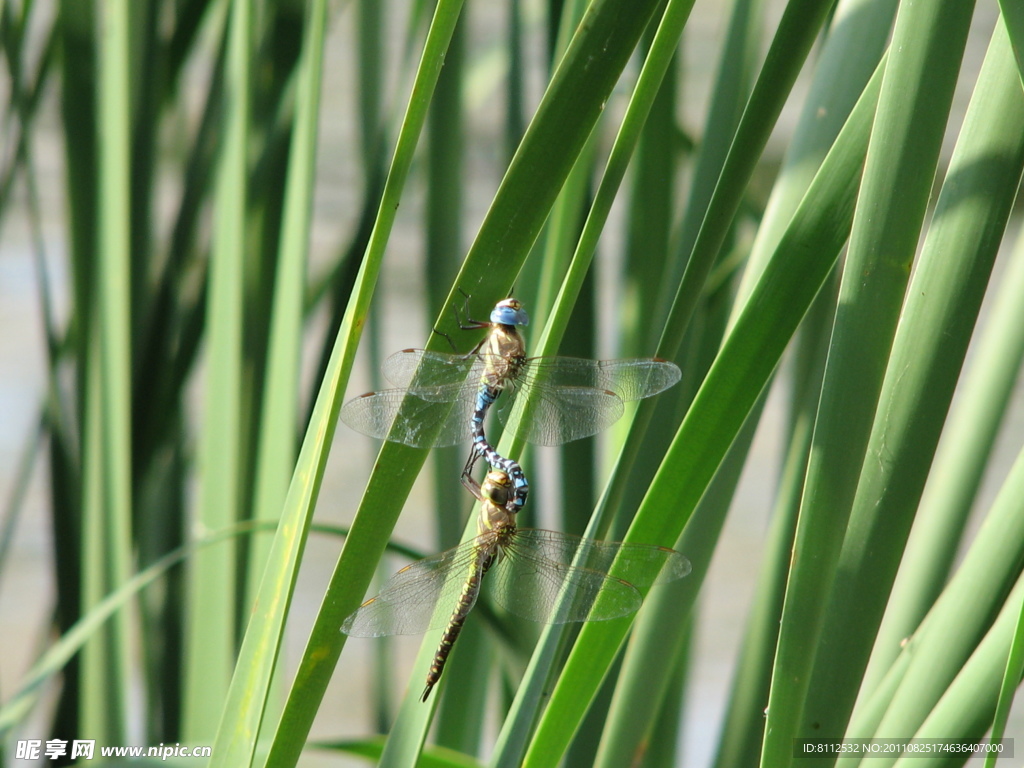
[2,1,1024,767]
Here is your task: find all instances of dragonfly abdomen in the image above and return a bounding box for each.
[468,384,529,512]
[421,547,496,702]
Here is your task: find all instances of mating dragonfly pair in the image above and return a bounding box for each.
[340,297,690,701]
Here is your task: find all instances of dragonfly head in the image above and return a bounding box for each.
[481,470,514,508]
[479,470,517,533]
[490,298,529,327]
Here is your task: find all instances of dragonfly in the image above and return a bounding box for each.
[340,469,691,702]
[341,297,682,511]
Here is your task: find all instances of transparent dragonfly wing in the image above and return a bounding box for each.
[339,389,476,447]
[341,537,496,637]
[485,529,691,624]
[380,349,489,401]
[527,531,692,587]
[516,357,682,402]
[346,351,679,448]
[497,385,625,446]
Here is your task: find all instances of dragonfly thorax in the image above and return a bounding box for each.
[477,505,516,537]
[480,324,527,390]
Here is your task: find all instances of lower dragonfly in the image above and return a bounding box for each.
[340,469,691,702]
[341,297,682,512]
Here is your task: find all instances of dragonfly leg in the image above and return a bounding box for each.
[461,447,485,500]
[453,288,492,331]
[432,290,490,353]
[431,325,459,352]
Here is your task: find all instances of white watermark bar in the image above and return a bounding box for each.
[793,738,1013,759]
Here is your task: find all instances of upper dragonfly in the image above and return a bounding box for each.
[340,469,691,701]
[341,297,682,508]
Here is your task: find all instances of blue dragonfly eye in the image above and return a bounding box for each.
[490,299,529,327]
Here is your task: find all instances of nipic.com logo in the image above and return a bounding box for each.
[15,739,212,761]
